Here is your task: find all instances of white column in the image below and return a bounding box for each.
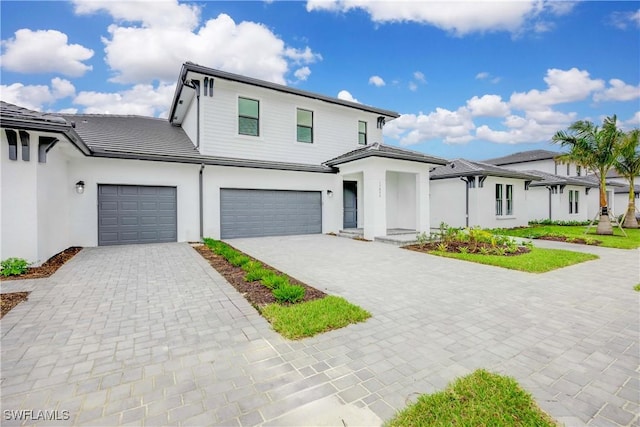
[363,165,386,240]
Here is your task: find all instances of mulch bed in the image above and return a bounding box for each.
[1,292,30,318]
[193,244,326,308]
[404,241,531,256]
[0,247,82,281]
[535,235,601,245]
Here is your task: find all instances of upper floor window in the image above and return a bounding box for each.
[297,108,313,143]
[358,121,367,145]
[238,97,259,136]
[576,165,581,176]
[566,163,570,176]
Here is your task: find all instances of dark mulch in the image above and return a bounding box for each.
[0,247,82,281]
[1,292,30,318]
[404,241,531,256]
[193,244,326,308]
[536,235,601,245]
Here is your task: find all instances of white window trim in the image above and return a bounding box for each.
[237,95,262,140]
[294,106,315,145]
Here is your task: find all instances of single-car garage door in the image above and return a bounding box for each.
[98,185,177,245]
[220,189,321,239]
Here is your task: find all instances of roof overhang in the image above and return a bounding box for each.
[1,117,92,156]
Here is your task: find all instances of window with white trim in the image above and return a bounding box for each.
[238,97,259,136]
[358,121,367,145]
[506,184,513,215]
[297,108,313,143]
[569,190,579,214]
[496,184,503,216]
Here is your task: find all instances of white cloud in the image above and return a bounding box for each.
[413,71,426,83]
[293,66,311,82]
[369,75,385,87]
[384,107,475,145]
[73,83,176,117]
[476,72,490,80]
[306,0,570,35]
[593,79,640,102]
[466,95,510,117]
[608,9,640,30]
[73,1,321,85]
[622,111,640,129]
[509,68,605,111]
[337,90,359,103]
[408,82,418,92]
[1,29,94,77]
[0,78,76,111]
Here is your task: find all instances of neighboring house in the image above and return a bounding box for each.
[484,149,589,177]
[1,62,447,264]
[524,171,598,222]
[613,184,640,219]
[429,159,540,229]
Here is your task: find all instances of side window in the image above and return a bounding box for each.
[238,97,259,136]
[6,129,18,160]
[358,121,367,145]
[297,108,313,143]
[506,184,513,215]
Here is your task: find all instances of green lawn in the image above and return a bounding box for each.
[492,225,640,249]
[385,369,557,427]
[260,296,371,340]
[429,247,598,273]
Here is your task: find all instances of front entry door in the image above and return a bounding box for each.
[343,181,357,229]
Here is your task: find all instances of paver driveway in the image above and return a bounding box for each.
[0,238,638,426]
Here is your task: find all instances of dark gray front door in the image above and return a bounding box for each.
[343,181,357,229]
[220,189,322,239]
[98,185,177,246]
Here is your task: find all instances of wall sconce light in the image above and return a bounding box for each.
[75,180,85,194]
[327,190,333,198]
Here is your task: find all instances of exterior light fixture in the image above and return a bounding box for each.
[327,190,333,198]
[75,180,85,194]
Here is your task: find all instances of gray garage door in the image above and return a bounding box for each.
[98,185,177,246]
[220,189,322,239]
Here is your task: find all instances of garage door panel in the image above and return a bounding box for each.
[98,185,177,246]
[220,189,321,239]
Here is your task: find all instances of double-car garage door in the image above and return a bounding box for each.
[220,189,322,239]
[98,185,177,245]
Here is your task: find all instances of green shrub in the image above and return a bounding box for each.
[228,254,251,267]
[245,266,274,282]
[458,246,469,254]
[261,274,290,290]
[273,284,306,304]
[436,242,448,252]
[1,258,30,277]
[529,219,591,226]
[241,260,262,272]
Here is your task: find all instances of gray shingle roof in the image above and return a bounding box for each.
[430,159,541,181]
[614,184,640,194]
[525,170,598,187]
[324,143,447,167]
[483,149,563,166]
[170,62,400,124]
[1,101,68,126]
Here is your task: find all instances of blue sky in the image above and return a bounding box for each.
[1,1,638,160]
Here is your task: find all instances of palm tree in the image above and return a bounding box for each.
[614,128,640,228]
[552,116,622,235]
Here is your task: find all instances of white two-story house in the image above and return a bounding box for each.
[1,62,447,264]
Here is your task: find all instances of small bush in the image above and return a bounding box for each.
[273,284,306,304]
[458,246,469,254]
[1,258,30,277]
[241,260,262,272]
[261,274,290,290]
[529,219,591,226]
[228,254,251,267]
[244,267,274,282]
[436,242,448,252]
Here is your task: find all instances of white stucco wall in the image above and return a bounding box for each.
[194,78,386,165]
[475,177,529,229]
[202,166,340,239]
[386,171,416,229]
[430,179,466,228]
[527,187,551,222]
[67,157,201,247]
[506,159,556,174]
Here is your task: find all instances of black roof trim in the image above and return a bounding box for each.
[169,62,400,124]
[483,149,563,166]
[430,159,541,181]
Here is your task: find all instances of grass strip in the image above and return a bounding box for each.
[385,369,557,427]
[261,296,371,340]
[429,247,597,273]
[493,226,640,249]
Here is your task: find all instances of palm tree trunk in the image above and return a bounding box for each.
[623,179,638,228]
[597,176,614,235]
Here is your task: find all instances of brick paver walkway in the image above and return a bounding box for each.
[1,238,638,426]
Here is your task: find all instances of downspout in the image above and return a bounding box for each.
[460,176,474,227]
[199,164,205,240]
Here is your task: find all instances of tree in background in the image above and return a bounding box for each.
[614,128,640,228]
[553,116,622,235]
